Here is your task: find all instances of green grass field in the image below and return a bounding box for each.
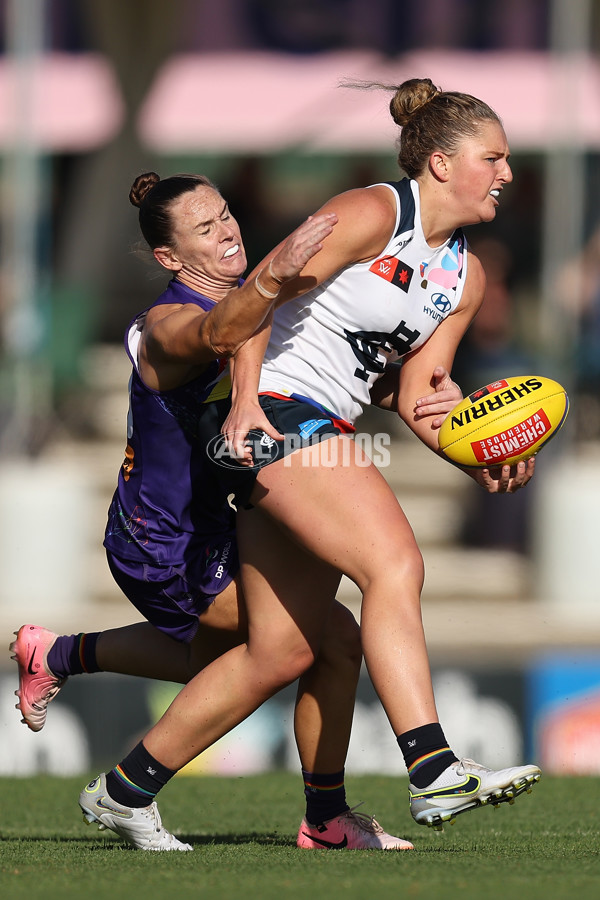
[1,773,598,900]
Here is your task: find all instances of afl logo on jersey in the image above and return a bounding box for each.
[431,293,452,313]
[369,256,414,293]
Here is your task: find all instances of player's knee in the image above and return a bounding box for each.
[350,527,424,595]
[359,544,425,598]
[385,545,425,596]
[266,641,317,689]
[402,545,425,591]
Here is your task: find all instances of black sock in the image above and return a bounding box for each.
[47,632,101,679]
[397,723,458,789]
[302,769,349,826]
[106,741,176,808]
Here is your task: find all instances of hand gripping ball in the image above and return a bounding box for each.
[438,375,569,467]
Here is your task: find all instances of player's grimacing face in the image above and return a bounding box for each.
[448,121,512,225]
[168,186,247,282]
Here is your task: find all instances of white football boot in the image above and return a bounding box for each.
[410,757,541,830]
[79,773,192,851]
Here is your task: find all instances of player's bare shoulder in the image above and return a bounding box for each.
[315,185,397,263]
[143,301,208,366]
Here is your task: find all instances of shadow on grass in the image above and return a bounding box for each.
[2,832,470,854]
[181,832,292,847]
[0,832,293,849]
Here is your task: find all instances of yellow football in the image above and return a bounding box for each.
[438,375,569,467]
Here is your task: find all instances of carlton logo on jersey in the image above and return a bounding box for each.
[344,320,422,382]
[369,256,414,292]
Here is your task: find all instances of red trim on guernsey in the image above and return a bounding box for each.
[78,634,89,674]
[259,392,355,434]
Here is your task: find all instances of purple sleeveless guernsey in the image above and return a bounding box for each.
[103,279,234,567]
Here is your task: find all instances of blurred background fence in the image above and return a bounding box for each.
[1,0,600,778]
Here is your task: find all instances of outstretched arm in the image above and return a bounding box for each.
[202,212,338,358]
[140,212,337,391]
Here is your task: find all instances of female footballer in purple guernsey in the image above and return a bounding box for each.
[11,172,418,851]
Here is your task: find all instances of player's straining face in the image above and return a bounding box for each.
[169,186,247,286]
[447,121,512,226]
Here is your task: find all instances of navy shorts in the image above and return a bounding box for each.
[106,531,239,644]
[202,394,351,508]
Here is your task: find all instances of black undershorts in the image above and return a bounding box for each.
[202,394,351,508]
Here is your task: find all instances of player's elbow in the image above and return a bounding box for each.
[207,338,238,359]
[204,326,242,359]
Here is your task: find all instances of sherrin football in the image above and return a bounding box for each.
[438,375,569,467]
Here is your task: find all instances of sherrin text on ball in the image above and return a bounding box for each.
[438,375,569,467]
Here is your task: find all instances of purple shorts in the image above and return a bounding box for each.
[106,531,239,643]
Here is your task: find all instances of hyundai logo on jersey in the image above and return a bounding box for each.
[431,293,452,313]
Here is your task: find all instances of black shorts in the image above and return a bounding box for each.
[202,394,351,508]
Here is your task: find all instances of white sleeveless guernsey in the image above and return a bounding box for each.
[259,178,469,425]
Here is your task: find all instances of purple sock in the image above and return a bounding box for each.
[47,633,101,679]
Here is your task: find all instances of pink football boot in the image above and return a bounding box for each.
[297,806,413,850]
[10,624,66,732]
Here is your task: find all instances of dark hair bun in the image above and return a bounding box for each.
[129,172,161,208]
